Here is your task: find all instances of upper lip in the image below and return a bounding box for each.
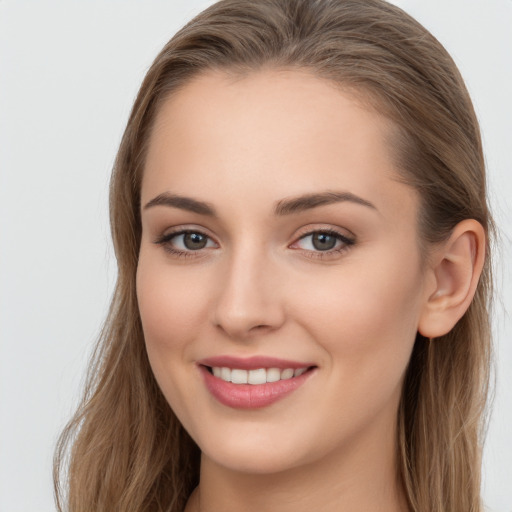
[197,355,316,370]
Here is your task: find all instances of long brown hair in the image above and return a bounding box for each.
[54,1,494,511]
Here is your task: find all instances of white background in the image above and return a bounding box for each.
[0,1,510,511]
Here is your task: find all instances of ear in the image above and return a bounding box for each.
[418,219,486,338]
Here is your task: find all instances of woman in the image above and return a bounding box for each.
[54,1,494,511]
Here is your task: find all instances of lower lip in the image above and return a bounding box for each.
[199,365,315,409]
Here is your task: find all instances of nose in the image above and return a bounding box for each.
[211,246,286,340]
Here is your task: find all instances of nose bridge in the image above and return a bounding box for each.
[212,239,284,339]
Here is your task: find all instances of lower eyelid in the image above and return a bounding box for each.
[154,235,215,260]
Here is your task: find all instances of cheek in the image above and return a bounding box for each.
[297,262,421,341]
[136,256,209,353]
[291,252,423,400]
[136,253,213,424]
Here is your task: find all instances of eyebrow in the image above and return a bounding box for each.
[144,193,216,215]
[274,191,377,215]
[143,190,377,216]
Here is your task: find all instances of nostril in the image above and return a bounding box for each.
[251,324,271,332]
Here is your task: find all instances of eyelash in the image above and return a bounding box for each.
[292,229,355,260]
[154,230,215,260]
[153,228,356,260]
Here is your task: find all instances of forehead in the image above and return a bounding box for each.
[142,68,417,223]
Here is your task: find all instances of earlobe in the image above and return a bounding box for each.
[418,219,486,338]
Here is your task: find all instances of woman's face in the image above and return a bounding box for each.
[137,69,433,474]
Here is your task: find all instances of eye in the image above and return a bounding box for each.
[291,229,355,259]
[298,232,340,251]
[172,231,213,250]
[154,229,217,258]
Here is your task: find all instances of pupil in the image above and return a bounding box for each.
[312,233,336,251]
[184,232,207,250]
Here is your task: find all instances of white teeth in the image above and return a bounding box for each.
[231,369,248,384]
[220,367,231,382]
[248,368,267,385]
[266,367,281,383]
[210,366,309,384]
[281,368,294,380]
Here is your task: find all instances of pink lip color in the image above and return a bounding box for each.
[198,364,316,409]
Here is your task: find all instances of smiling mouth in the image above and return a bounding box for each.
[199,364,317,409]
[203,365,316,384]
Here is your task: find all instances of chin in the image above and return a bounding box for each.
[198,431,310,475]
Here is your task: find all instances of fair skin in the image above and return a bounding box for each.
[136,69,485,512]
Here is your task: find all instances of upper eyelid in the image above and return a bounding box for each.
[157,226,218,241]
[157,225,352,238]
[292,225,356,246]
